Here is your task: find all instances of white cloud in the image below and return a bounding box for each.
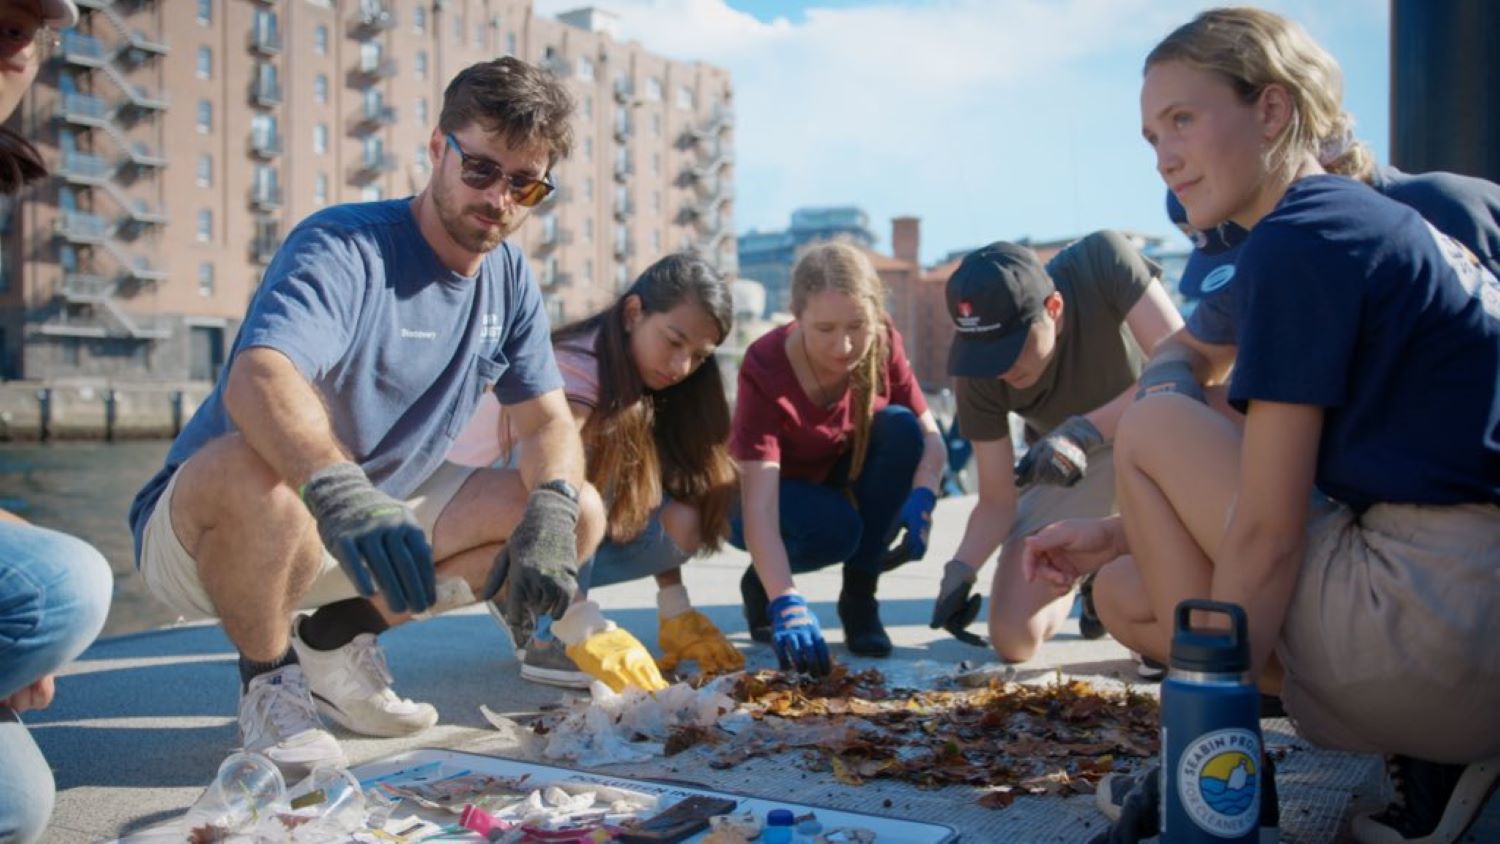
[537,0,1388,262]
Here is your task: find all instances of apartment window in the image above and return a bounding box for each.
[196,46,212,79]
[196,100,212,133]
[415,97,428,126]
[475,24,484,50]
[314,24,328,55]
[198,262,214,297]
[362,185,383,202]
[415,143,429,173]
[615,263,628,290]
[652,152,660,175]
[506,32,517,56]
[653,231,662,253]
[584,176,593,199]
[676,86,693,110]
[314,173,328,206]
[453,14,463,41]
[645,77,662,101]
[653,190,661,211]
[196,154,212,187]
[415,51,428,81]
[577,56,594,80]
[314,74,328,104]
[584,217,593,242]
[313,124,327,155]
[583,137,592,161]
[652,113,661,136]
[585,258,593,283]
[196,0,211,25]
[413,6,426,34]
[196,209,212,242]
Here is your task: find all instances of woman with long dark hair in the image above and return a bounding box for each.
[0,4,114,842]
[451,252,742,687]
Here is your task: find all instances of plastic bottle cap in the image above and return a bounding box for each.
[767,809,795,826]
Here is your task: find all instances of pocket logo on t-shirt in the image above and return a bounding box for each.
[1425,222,1500,319]
[480,312,503,341]
[1200,264,1236,294]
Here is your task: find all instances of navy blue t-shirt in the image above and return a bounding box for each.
[1228,176,1500,511]
[1188,166,1500,344]
[128,199,563,564]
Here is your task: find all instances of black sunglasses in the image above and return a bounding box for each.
[443,133,554,207]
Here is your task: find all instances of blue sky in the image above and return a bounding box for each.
[536,0,1390,264]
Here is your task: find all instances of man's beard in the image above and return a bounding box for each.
[432,174,521,254]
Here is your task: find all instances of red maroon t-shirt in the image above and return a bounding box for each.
[730,321,929,484]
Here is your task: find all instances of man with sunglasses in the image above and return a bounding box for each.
[128,57,665,777]
[932,232,1182,669]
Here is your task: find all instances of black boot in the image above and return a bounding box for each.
[838,569,892,657]
[740,566,772,643]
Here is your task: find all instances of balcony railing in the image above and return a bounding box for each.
[56,211,110,243]
[61,273,115,300]
[251,79,283,107]
[351,154,398,180]
[537,227,573,249]
[59,30,106,66]
[357,56,398,80]
[613,116,632,142]
[250,131,282,158]
[613,80,634,104]
[613,197,634,220]
[350,2,394,35]
[613,159,634,182]
[59,92,110,124]
[356,103,397,129]
[252,236,280,265]
[250,184,283,211]
[248,26,282,55]
[57,152,112,183]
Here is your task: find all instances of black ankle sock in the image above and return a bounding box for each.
[239,646,298,690]
[298,598,391,651]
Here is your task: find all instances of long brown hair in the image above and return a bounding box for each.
[553,253,737,548]
[789,242,890,484]
[0,129,47,193]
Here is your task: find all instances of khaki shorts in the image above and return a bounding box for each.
[140,460,477,620]
[1008,445,1118,545]
[1277,498,1500,763]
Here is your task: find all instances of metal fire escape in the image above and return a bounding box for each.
[46,0,169,340]
[677,104,736,275]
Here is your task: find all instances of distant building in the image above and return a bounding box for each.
[1,0,734,382]
[736,205,875,316]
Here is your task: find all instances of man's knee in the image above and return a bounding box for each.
[176,435,308,533]
[989,620,1043,664]
[575,482,606,556]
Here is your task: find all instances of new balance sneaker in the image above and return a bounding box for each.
[238,663,345,777]
[1352,754,1499,843]
[1095,757,1279,842]
[291,620,438,738]
[519,634,590,689]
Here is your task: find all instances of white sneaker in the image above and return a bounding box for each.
[291,620,439,738]
[239,663,346,777]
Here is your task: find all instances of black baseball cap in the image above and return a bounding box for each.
[1167,190,1247,299]
[945,242,1055,378]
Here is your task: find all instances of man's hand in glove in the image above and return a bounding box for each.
[1134,358,1207,404]
[1013,415,1103,488]
[658,610,744,675]
[930,559,986,647]
[494,483,581,635]
[553,600,668,693]
[769,593,831,676]
[302,462,435,614]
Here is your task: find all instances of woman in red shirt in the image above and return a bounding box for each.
[731,242,947,674]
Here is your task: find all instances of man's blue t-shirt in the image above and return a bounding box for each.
[128,199,563,564]
[1187,166,1500,344]
[1228,176,1500,511]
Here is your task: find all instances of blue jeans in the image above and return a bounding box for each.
[0,522,112,844]
[730,405,925,575]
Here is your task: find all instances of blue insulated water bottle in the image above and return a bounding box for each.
[1161,600,1262,842]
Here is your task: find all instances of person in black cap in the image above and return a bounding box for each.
[932,231,1182,664]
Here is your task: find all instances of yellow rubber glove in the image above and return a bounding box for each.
[658,610,745,675]
[565,626,669,693]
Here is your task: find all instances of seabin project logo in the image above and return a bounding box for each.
[1177,727,1261,837]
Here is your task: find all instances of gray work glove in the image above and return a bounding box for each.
[930,559,986,647]
[481,485,580,633]
[1014,415,1105,488]
[1134,358,1208,404]
[302,462,435,615]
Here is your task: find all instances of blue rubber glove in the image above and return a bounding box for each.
[302,462,435,615]
[891,487,938,560]
[768,593,831,676]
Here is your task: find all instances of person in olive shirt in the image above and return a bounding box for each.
[931,232,1182,664]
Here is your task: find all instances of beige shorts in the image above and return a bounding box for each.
[1277,497,1500,763]
[140,460,477,620]
[1008,445,1118,545]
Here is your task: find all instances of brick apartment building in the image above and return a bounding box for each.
[0,0,735,382]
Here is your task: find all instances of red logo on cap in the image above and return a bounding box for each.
[957,300,973,318]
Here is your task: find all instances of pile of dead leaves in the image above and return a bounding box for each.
[669,667,1159,810]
